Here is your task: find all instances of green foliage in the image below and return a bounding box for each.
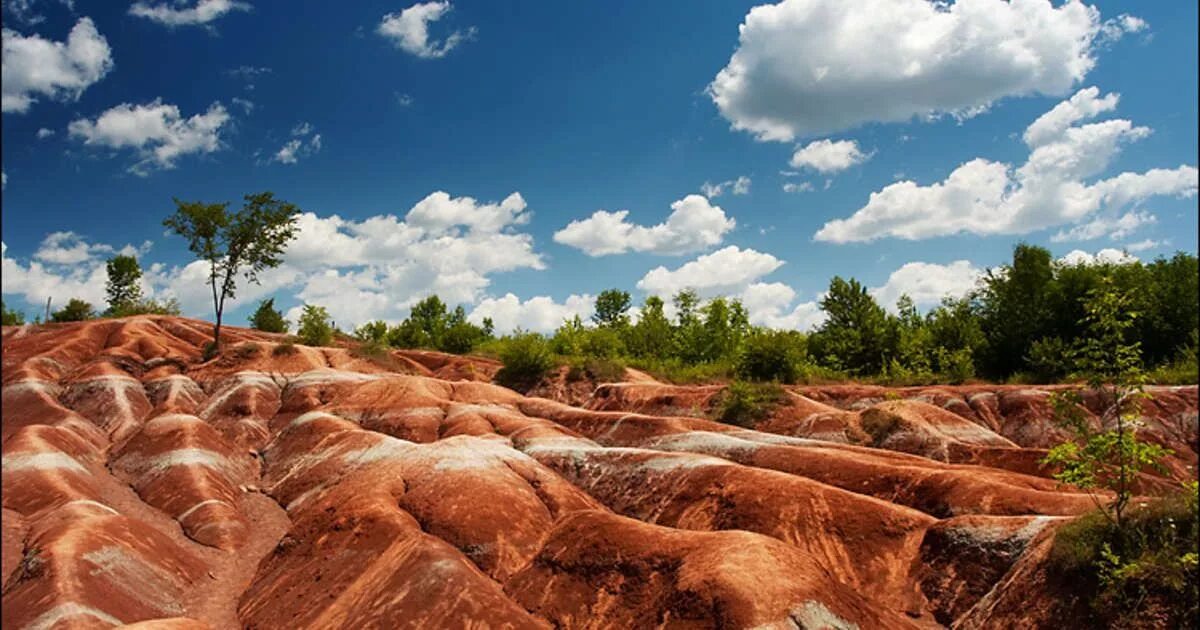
[810,277,892,374]
[272,340,298,356]
[250,298,289,333]
[104,254,144,315]
[582,357,626,383]
[593,289,632,327]
[50,298,95,322]
[625,296,673,358]
[381,297,490,354]
[1048,484,1198,628]
[715,381,785,428]
[2,300,26,326]
[296,304,334,346]
[494,331,557,391]
[354,319,389,344]
[107,297,182,317]
[1026,336,1072,382]
[163,191,300,348]
[736,329,805,383]
[1042,279,1171,532]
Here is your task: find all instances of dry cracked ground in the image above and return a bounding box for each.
[1,317,1196,629]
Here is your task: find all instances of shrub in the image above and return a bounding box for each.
[1048,484,1198,627]
[272,340,298,356]
[441,321,485,354]
[232,342,262,359]
[2,300,25,326]
[736,330,804,383]
[201,340,219,362]
[50,298,96,322]
[250,298,289,333]
[714,380,785,428]
[296,305,334,346]
[354,320,389,344]
[108,297,182,317]
[495,332,556,391]
[936,347,976,384]
[1026,336,1072,382]
[584,357,626,383]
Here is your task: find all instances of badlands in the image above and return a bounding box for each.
[1,316,1196,629]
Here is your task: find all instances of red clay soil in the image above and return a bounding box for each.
[2,316,1196,629]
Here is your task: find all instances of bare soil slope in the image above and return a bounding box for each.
[2,317,1195,629]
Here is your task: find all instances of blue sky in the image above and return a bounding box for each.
[2,0,1197,331]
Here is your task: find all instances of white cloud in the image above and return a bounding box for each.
[2,191,549,328]
[789,139,870,173]
[554,194,735,256]
[406,191,530,235]
[1058,248,1138,266]
[869,260,982,311]
[708,0,1129,141]
[1,171,6,190]
[68,99,231,175]
[814,87,1198,243]
[782,182,814,193]
[271,123,321,165]
[1050,210,1155,242]
[378,1,475,59]
[738,282,825,330]
[2,17,113,113]
[701,175,751,198]
[230,97,253,114]
[226,65,270,90]
[129,1,250,27]
[36,127,55,139]
[468,293,594,334]
[1124,238,1160,253]
[636,246,783,297]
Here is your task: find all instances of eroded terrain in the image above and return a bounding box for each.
[2,317,1196,629]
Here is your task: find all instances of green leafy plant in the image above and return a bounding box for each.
[494,331,557,391]
[250,298,289,333]
[715,380,785,428]
[50,298,96,322]
[104,254,144,315]
[296,304,334,346]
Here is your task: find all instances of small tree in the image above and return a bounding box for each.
[1043,280,1171,535]
[2,300,25,326]
[593,289,631,328]
[105,254,144,315]
[296,305,334,346]
[51,298,95,322]
[249,298,289,333]
[163,192,300,350]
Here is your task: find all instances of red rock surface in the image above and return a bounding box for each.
[2,317,1196,628]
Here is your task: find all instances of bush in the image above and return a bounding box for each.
[1048,485,1198,628]
[50,298,96,322]
[584,357,626,383]
[736,330,804,383]
[108,297,182,317]
[2,300,25,326]
[441,321,485,354]
[494,332,557,391]
[296,305,334,346]
[1026,336,1072,382]
[627,357,734,384]
[272,340,298,356]
[354,320,389,344]
[714,380,785,428]
[936,347,976,384]
[232,342,262,359]
[250,298,289,333]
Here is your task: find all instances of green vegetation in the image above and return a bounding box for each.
[494,331,556,391]
[249,298,289,333]
[2,300,25,326]
[715,381,786,428]
[163,191,300,350]
[296,304,334,346]
[104,254,144,315]
[1041,278,1195,626]
[50,298,96,322]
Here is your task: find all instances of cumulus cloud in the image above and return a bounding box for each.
[36,127,55,139]
[738,282,825,330]
[2,17,113,113]
[2,191,548,328]
[789,139,870,173]
[708,0,1133,141]
[636,246,783,297]
[814,87,1198,243]
[1050,210,1155,243]
[701,175,752,198]
[554,195,735,256]
[869,260,982,311]
[1123,239,1161,253]
[271,122,321,164]
[1058,248,1138,266]
[377,1,475,59]
[225,65,270,90]
[129,1,250,27]
[468,293,595,334]
[68,99,231,175]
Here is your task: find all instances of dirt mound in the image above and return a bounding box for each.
[2,317,1196,628]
